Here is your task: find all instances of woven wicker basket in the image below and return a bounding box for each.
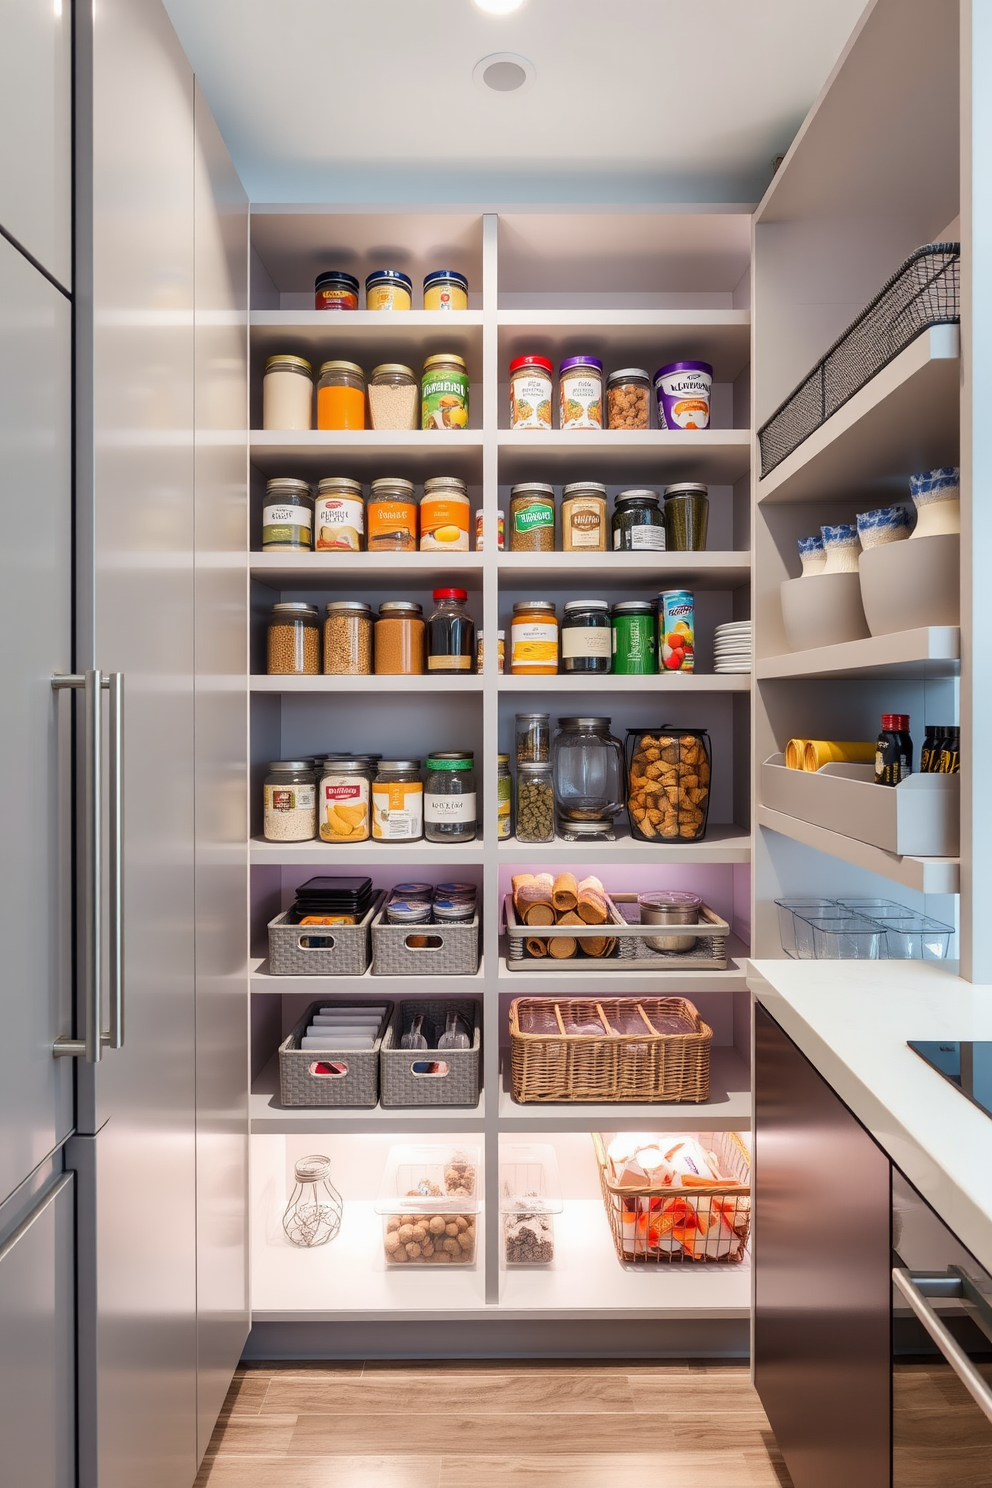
[379,999,482,1109]
[508,997,712,1104]
[593,1130,751,1264]
[278,999,392,1108]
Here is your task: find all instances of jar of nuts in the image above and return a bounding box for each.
[323,601,372,675]
[606,368,650,429]
[515,761,555,843]
[267,602,321,675]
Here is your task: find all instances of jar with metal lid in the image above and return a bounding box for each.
[516,712,550,763]
[375,601,426,675]
[268,602,321,675]
[421,476,470,552]
[262,476,313,551]
[637,891,703,952]
[559,356,603,430]
[262,355,313,430]
[314,270,359,310]
[509,483,555,551]
[315,476,364,552]
[421,353,470,430]
[263,761,317,841]
[515,761,555,844]
[612,489,666,551]
[561,482,607,552]
[606,368,650,429]
[663,482,709,551]
[323,601,373,676]
[611,601,658,675]
[561,600,611,674]
[509,355,553,429]
[423,270,468,311]
[510,601,558,675]
[497,754,512,839]
[372,760,423,841]
[368,364,418,431]
[428,587,475,673]
[317,360,366,430]
[368,478,418,551]
[551,717,624,839]
[366,269,412,310]
[424,753,477,843]
[317,757,371,842]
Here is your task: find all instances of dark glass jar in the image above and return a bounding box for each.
[561,600,611,674]
[920,725,941,773]
[663,483,709,551]
[424,753,477,843]
[937,725,960,774]
[612,489,666,551]
[427,588,475,673]
[875,713,913,785]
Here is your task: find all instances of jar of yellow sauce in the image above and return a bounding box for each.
[423,270,468,311]
[365,270,412,311]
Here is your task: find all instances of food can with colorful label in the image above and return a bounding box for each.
[318,760,370,842]
[611,601,657,675]
[658,589,695,673]
[654,360,713,430]
[421,354,470,430]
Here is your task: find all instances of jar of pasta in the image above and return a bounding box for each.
[372,760,423,840]
[314,476,364,552]
[262,477,313,551]
[368,478,418,551]
[559,356,603,429]
[317,361,366,430]
[366,270,412,310]
[509,483,555,551]
[263,761,316,842]
[421,476,470,551]
[510,600,559,675]
[375,601,426,675]
[262,355,313,430]
[267,603,321,675]
[323,601,373,675]
[509,355,553,429]
[421,354,469,430]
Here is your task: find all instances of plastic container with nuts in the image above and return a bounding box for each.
[375,1145,480,1267]
[606,368,651,429]
[499,1144,562,1268]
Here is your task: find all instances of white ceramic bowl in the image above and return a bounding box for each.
[858,532,959,635]
[779,571,870,652]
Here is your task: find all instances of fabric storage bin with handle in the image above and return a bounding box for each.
[379,999,481,1108]
[594,1130,751,1264]
[371,904,479,976]
[268,893,383,976]
[278,999,392,1108]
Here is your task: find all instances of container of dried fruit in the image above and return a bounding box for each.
[625,727,712,842]
[375,1145,480,1266]
[500,1144,562,1267]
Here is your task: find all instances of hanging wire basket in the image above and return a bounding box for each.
[282,1154,343,1247]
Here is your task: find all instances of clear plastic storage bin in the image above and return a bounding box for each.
[794,910,883,960]
[873,914,954,960]
[499,1144,563,1268]
[374,1144,480,1267]
[775,898,838,958]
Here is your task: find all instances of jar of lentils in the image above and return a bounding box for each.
[424,753,477,843]
[515,761,555,843]
[323,601,372,675]
[267,602,321,675]
[263,761,317,841]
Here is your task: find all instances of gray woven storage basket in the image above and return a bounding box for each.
[379,999,481,1108]
[268,893,383,977]
[371,907,479,977]
[278,999,392,1108]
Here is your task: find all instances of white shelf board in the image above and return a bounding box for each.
[756,326,960,506]
[249,836,485,866]
[497,824,751,864]
[497,550,751,591]
[251,1056,486,1134]
[250,957,486,997]
[496,936,751,994]
[757,805,960,894]
[250,674,483,694]
[496,309,751,379]
[497,428,751,485]
[250,429,484,480]
[757,626,960,682]
[250,550,484,588]
[497,1047,751,1133]
[250,310,484,363]
[498,672,749,694]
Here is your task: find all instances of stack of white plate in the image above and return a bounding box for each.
[713,621,752,674]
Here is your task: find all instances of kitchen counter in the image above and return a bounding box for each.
[748,959,992,1272]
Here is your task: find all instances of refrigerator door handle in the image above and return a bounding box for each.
[893,1265,992,1427]
[51,670,125,1061]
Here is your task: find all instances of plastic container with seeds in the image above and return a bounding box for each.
[323,601,372,675]
[314,476,364,552]
[509,483,555,551]
[317,758,371,842]
[267,602,321,675]
[561,482,607,551]
[368,478,418,551]
[263,761,317,841]
[317,360,366,430]
[422,353,470,430]
[421,476,470,552]
[368,364,418,431]
[261,477,312,550]
[375,601,426,675]
[262,354,313,430]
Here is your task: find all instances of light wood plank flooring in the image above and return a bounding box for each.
[194,1360,795,1488]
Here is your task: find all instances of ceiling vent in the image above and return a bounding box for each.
[473,52,535,93]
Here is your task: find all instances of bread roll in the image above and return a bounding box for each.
[547,936,577,960]
[552,872,579,913]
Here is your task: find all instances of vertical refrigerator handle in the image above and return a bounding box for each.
[51,670,125,1061]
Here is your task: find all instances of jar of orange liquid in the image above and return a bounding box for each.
[316,361,366,430]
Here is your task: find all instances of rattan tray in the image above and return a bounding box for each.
[503,894,729,971]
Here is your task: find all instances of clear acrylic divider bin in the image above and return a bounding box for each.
[374,1144,480,1268]
[499,1143,563,1268]
[775,899,848,958]
[795,911,884,960]
[874,915,954,960]
[835,897,914,915]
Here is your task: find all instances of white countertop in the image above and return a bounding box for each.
[748,959,992,1273]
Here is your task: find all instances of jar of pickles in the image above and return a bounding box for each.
[267,602,320,675]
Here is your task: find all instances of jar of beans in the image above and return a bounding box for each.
[267,602,321,675]
[606,368,650,429]
[375,601,426,675]
[515,761,555,843]
[323,601,373,675]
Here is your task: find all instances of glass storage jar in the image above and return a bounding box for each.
[510,600,558,675]
[365,269,412,310]
[263,761,317,842]
[509,483,555,551]
[509,355,554,430]
[375,601,426,675]
[368,478,418,551]
[317,360,366,430]
[314,476,364,552]
[427,588,475,673]
[606,368,650,429]
[282,1155,343,1247]
[314,271,359,311]
[262,476,313,551]
[625,727,712,842]
[561,482,607,551]
[497,753,512,839]
[423,270,468,311]
[663,482,709,551]
[516,712,550,763]
[559,356,603,429]
[421,476,470,552]
[552,716,624,839]
[424,754,477,843]
[317,757,371,842]
[323,601,372,676]
[421,353,469,430]
[267,602,321,675]
[612,488,666,551]
[515,761,555,844]
[372,760,423,841]
[262,354,313,430]
[561,600,611,674]
[368,364,418,431]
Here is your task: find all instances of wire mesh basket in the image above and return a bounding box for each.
[758,243,960,478]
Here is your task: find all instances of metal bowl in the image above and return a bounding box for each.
[637,891,702,952]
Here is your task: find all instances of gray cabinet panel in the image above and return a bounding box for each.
[0,1174,74,1488]
[0,0,71,287]
[0,235,73,1206]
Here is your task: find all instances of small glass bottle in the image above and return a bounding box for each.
[424,753,477,843]
[497,754,512,839]
[561,600,611,674]
[282,1155,343,1247]
[316,360,366,430]
[516,712,550,763]
[263,761,317,842]
[427,588,475,674]
[920,725,940,774]
[937,725,960,774]
[323,601,373,675]
[267,602,321,675]
[515,761,555,844]
[875,713,913,786]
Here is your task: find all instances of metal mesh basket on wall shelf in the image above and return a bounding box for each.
[757,242,960,478]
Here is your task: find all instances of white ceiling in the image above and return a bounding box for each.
[164,0,868,206]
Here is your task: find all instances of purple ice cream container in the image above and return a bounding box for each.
[654,360,713,430]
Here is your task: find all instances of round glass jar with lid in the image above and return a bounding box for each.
[606,368,650,429]
[663,482,709,551]
[267,602,321,675]
[515,761,555,844]
[516,712,550,763]
[262,355,313,430]
[424,753,477,843]
[551,717,624,839]
[559,356,603,430]
[323,601,373,676]
[314,270,359,311]
[317,757,371,842]
[421,476,470,552]
[612,489,666,551]
[368,364,418,431]
[509,483,555,551]
[314,476,364,552]
[427,588,475,673]
[371,760,423,841]
[611,601,658,675]
[367,478,418,551]
[509,355,554,430]
[263,761,317,842]
[510,601,558,675]
[316,360,366,430]
[423,270,468,311]
[561,482,607,551]
[374,601,426,675]
[365,269,412,310]
[421,353,469,430]
[497,753,512,839]
[262,476,313,551]
[561,600,611,674]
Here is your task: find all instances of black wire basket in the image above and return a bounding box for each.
[757,242,960,479]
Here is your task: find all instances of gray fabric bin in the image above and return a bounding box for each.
[379,999,481,1109]
[267,893,383,977]
[278,999,392,1108]
[371,907,479,977]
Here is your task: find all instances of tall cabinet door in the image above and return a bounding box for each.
[0,0,71,287]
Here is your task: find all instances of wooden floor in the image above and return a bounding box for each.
[194,1358,795,1487]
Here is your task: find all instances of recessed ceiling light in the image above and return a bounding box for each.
[474,0,525,14]
[473,52,535,93]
